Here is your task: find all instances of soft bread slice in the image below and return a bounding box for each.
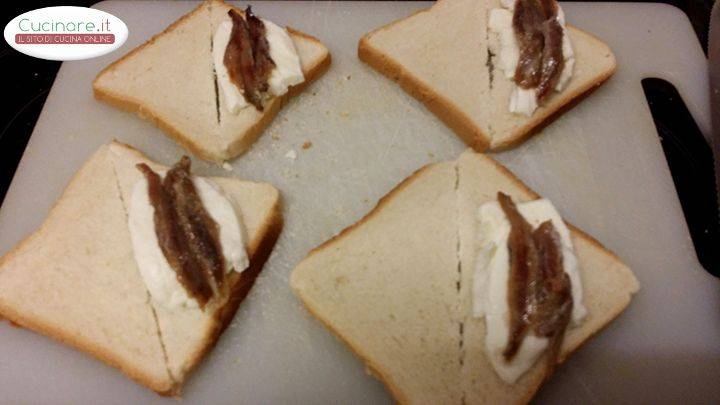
[358,0,616,151]
[291,162,464,404]
[0,141,283,395]
[291,151,638,403]
[0,145,172,392]
[456,150,639,403]
[107,141,282,392]
[93,0,331,163]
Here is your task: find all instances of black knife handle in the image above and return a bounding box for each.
[642,78,719,277]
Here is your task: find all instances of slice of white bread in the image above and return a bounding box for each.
[93,0,331,163]
[358,0,616,151]
[0,141,282,395]
[291,150,638,403]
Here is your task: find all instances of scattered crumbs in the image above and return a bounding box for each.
[302,141,312,150]
[312,91,317,96]
[222,162,233,171]
[363,198,369,204]
[340,111,350,118]
[271,133,280,140]
[427,152,435,159]
[285,150,297,160]
[345,75,351,81]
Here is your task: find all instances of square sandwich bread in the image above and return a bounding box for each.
[291,150,639,404]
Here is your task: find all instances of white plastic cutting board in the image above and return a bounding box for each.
[0,1,717,403]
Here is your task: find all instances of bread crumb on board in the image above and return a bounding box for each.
[222,162,233,171]
[285,150,297,160]
[302,141,313,150]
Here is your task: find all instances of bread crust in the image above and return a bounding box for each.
[93,2,332,164]
[0,143,284,396]
[293,153,636,404]
[165,197,283,396]
[357,4,617,152]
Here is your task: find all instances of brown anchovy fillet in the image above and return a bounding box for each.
[512,0,565,102]
[225,8,259,109]
[137,158,226,309]
[246,7,274,94]
[497,192,573,373]
[497,192,537,360]
[531,220,573,374]
[224,7,276,111]
[163,157,226,294]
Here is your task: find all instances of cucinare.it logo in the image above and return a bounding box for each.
[4,6,128,61]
